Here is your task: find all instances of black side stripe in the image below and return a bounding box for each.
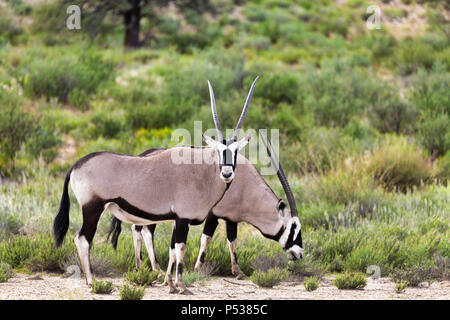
[106,197,176,222]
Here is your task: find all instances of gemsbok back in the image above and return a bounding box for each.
[52,78,258,294]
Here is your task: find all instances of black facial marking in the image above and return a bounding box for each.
[284,223,297,250]
[260,225,285,242]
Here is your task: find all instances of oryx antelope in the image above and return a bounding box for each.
[53,79,258,294]
[108,132,303,281]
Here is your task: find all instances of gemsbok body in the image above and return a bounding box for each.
[109,132,303,281]
[53,79,259,294]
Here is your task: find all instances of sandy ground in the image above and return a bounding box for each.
[0,273,449,300]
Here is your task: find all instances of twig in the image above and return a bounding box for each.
[223,279,256,287]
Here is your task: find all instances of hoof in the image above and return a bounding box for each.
[235,273,245,280]
[169,286,179,294]
[180,289,193,295]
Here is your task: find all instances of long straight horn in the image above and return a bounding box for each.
[208,80,223,142]
[232,76,259,141]
[258,130,298,217]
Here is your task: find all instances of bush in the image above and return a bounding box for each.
[119,284,145,300]
[364,137,435,192]
[0,262,14,283]
[390,265,442,287]
[21,50,114,108]
[250,267,290,288]
[0,88,35,175]
[0,234,73,272]
[304,276,320,291]
[124,266,159,287]
[91,279,114,294]
[0,6,23,45]
[394,39,436,75]
[333,272,367,289]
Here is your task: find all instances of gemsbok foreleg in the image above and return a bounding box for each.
[226,220,245,279]
[165,224,178,293]
[74,198,104,286]
[173,218,192,295]
[194,213,218,273]
[132,225,144,270]
[140,224,162,273]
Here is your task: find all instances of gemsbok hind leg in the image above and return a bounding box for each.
[226,220,245,279]
[74,198,104,286]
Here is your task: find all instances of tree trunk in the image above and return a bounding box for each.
[123,0,141,48]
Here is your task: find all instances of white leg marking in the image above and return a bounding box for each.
[194,234,211,271]
[74,234,92,285]
[141,225,160,271]
[132,225,143,269]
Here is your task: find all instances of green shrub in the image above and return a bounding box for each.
[21,50,114,108]
[0,234,73,272]
[91,279,114,294]
[0,88,35,175]
[394,39,436,75]
[390,265,442,287]
[304,276,320,291]
[364,137,435,192]
[119,284,145,300]
[124,266,159,287]
[333,272,367,289]
[0,6,23,45]
[0,262,14,283]
[250,267,289,288]
[416,114,450,159]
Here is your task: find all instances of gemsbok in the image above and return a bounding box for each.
[53,79,258,294]
[108,131,303,282]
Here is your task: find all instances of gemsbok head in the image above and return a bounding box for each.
[202,77,259,183]
[259,131,302,260]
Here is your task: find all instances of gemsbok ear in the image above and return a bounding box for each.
[237,134,251,152]
[203,134,219,149]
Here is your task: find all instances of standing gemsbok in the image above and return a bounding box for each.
[108,131,303,281]
[53,78,258,294]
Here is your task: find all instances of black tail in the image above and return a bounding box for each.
[53,169,72,247]
[107,217,122,250]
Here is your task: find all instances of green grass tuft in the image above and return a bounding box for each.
[304,276,320,291]
[124,266,159,287]
[91,279,114,294]
[0,262,14,283]
[333,272,367,290]
[119,284,145,300]
[250,267,290,288]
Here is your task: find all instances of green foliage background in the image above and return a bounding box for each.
[0,0,448,285]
